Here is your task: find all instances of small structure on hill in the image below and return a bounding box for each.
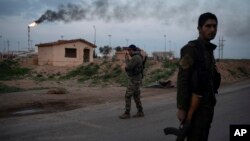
[152,51,174,61]
[115,47,147,61]
[36,39,96,67]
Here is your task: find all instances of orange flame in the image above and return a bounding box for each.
[28,22,37,27]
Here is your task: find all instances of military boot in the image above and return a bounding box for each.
[119,112,130,119]
[132,111,144,118]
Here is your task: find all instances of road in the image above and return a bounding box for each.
[0,79,250,141]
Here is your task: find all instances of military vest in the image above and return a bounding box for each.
[188,40,220,95]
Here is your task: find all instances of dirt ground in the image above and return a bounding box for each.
[0,85,175,118]
[0,60,250,118]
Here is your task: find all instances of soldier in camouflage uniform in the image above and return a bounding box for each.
[177,12,220,141]
[119,44,144,119]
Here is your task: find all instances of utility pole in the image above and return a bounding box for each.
[0,35,2,53]
[28,26,30,51]
[164,35,166,52]
[174,42,177,58]
[93,25,96,45]
[30,40,33,51]
[0,35,2,59]
[221,37,225,59]
[164,34,166,59]
[218,37,221,60]
[93,25,96,58]
[7,40,10,55]
[18,41,20,53]
[108,34,112,47]
[3,39,6,53]
[125,38,129,46]
[169,40,172,58]
[219,37,225,60]
[169,40,172,52]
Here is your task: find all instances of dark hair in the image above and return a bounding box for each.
[128,44,137,51]
[198,12,217,27]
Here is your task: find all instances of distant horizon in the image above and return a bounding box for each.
[0,0,249,59]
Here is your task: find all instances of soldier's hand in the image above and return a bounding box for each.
[125,52,129,59]
[177,109,186,122]
[177,120,191,141]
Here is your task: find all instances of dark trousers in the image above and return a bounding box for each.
[187,106,214,141]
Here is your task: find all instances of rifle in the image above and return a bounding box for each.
[164,121,191,141]
[141,55,147,78]
[164,94,200,140]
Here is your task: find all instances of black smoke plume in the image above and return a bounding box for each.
[34,0,249,41]
[35,3,88,24]
[34,0,198,25]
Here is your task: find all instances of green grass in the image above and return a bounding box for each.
[58,60,178,86]
[64,63,128,86]
[143,60,177,85]
[0,59,31,80]
[38,59,178,86]
[61,63,100,80]
[102,64,122,80]
[114,73,128,86]
[162,60,178,68]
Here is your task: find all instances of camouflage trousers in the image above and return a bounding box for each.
[187,106,214,141]
[124,79,143,113]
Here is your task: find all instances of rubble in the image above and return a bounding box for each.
[145,80,175,88]
[46,87,68,94]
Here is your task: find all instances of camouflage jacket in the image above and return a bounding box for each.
[125,51,143,80]
[177,37,217,111]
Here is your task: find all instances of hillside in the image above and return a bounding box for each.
[0,59,250,117]
[0,59,250,93]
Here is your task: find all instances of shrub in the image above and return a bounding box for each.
[61,63,100,79]
[237,67,249,76]
[143,61,177,85]
[227,69,236,76]
[0,59,31,80]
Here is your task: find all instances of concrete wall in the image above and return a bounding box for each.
[115,49,147,61]
[38,47,53,65]
[115,50,127,61]
[20,55,38,66]
[38,41,94,67]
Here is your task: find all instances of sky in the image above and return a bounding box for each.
[0,0,250,59]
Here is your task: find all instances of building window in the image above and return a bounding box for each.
[65,48,77,58]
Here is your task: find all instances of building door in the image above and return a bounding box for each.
[83,49,90,62]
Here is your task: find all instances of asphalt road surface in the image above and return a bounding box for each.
[0,79,250,141]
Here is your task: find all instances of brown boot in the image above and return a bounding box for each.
[119,112,130,119]
[132,111,144,118]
